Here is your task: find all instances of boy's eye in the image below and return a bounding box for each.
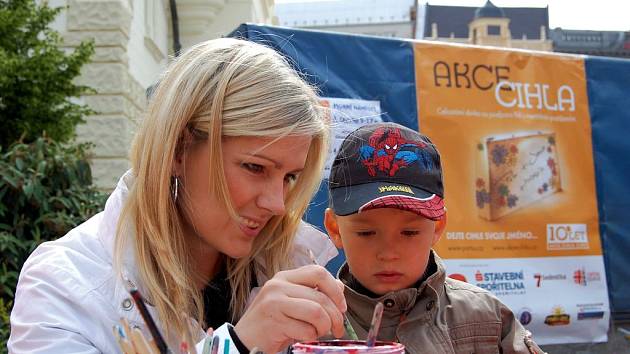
[356,230,376,237]
[401,230,420,237]
[242,163,264,174]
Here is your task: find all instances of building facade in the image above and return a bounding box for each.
[550,28,630,58]
[275,0,553,50]
[49,0,274,188]
[275,1,629,58]
[275,0,420,39]
[423,1,552,51]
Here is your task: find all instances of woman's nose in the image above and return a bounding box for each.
[257,179,286,215]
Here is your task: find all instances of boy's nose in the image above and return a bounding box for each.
[376,243,400,261]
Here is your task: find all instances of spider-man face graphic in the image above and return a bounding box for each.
[372,127,403,157]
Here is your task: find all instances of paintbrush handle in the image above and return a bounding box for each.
[309,249,358,342]
[131,328,156,354]
[343,315,359,340]
[201,335,213,354]
[366,302,384,347]
[129,288,169,354]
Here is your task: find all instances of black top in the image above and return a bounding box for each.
[202,266,232,331]
[202,265,258,354]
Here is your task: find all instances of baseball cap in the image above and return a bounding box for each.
[328,122,445,220]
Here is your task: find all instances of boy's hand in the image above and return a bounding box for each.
[234,265,347,353]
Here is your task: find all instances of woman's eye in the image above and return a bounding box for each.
[284,173,297,184]
[242,163,264,174]
[356,231,376,237]
[401,230,420,237]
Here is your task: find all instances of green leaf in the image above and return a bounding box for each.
[22,180,33,198]
[15,158,24,171]
[37,160,46,174]
[2,174,18,189]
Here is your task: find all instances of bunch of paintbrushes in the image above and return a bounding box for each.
[114,286,259,353]
[200,336,262,354]
[112,318,179,354]
[114,286,200,354]
[113,320,232,354]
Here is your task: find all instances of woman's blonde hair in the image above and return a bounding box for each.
[114,38,329,341]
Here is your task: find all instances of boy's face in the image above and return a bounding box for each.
[325,207,445,295]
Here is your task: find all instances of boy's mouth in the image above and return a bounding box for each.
[374,271,404,283]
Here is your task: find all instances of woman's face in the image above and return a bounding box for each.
[178,134,313,259]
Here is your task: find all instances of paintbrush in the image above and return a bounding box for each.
[307,249,359,340]
[129,287,170,354]
[366,302,384,347]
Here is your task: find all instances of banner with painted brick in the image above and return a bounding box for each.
[413,42,608,344]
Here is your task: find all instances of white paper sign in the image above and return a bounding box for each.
[320,97,382,179]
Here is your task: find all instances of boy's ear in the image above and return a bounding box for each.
[432,213,447,246]
[324,208,344,249]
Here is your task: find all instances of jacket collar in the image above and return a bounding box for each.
[95,170,142,289]
[338,250,447,339]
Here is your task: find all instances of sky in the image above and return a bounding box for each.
[276,0,630,31]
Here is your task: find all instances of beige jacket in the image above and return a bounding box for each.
[339,251,545,354]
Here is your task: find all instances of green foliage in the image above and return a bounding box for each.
[0,298,10,348]
[0,137,107,350]
[0,0,95,149]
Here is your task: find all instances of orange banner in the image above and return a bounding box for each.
[414,42,601,259]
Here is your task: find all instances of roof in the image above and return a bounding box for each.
[474,0,505,19]
[424,3,549,39]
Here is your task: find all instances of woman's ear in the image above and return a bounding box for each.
[172,128,192,177]
[173,153,184,177]
[324,208,343,249]
[432,213,447,246]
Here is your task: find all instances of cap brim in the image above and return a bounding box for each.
[330,182,445,220]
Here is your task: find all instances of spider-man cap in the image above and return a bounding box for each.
[329,122,445,220]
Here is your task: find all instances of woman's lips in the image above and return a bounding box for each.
[374,271,404,283]
[238,216,263,238]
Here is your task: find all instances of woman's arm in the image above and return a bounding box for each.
[8,263,111,353]
[234,265,347,354]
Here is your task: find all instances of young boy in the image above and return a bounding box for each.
[324,122,544,354]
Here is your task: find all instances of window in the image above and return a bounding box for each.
[488,25,501,35]
[144,0,165,60]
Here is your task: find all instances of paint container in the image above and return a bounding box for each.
[292,340,404,354]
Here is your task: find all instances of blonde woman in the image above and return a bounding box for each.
[9,38,346,354]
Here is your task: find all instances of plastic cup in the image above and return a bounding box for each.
[292,340,405,354]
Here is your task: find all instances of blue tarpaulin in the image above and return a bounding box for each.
[230,23,630,317]
[586,57,630,318]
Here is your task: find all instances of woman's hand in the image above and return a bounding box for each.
[234,265,347,353]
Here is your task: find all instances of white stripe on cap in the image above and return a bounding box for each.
[358,194,437,213]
